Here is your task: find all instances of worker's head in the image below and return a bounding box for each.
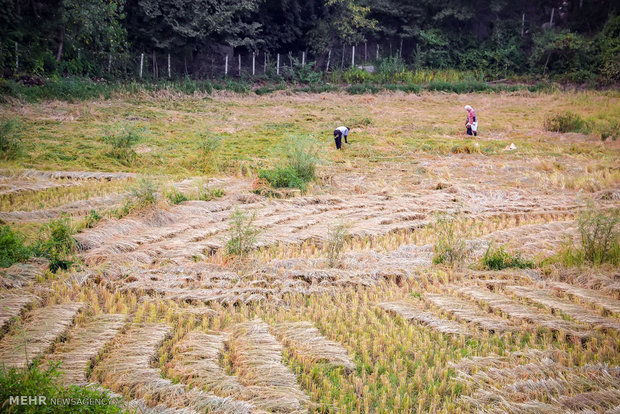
[464,105,473,113]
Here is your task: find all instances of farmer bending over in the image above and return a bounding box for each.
[334,126,349,150]
[464,105,478,136]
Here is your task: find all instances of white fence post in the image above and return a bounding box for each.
[302,51,305,66]
[376,44,379,60]
[238,54,241,76]
[351,45,355,67]
[264,52,267,74]
[276,53,280,75]
[326,49,331,72]
[225,54,228,77]
[139,52,144,79]
[168,53,171,78]
[252,52,256,75]
[15,42,18,72]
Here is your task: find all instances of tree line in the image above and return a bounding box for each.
[0,0,618,82]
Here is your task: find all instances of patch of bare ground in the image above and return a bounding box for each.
[378,301,470,335]
[230,319,310,413]
[167,331,244,396]
[91,323,253,414]
[548,282,620,315]
[43,313,127,385]
[506,286,620,332]
[0,303,83,367]
[0,293,39,336]
[0,258,49,289]
[424,293,516,332]
[272,321,355,371]
[456,285,588,336]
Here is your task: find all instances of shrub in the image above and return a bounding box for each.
[576,202,619,265]
[0,225,31,268]
[0,119,23,160]
[543,111,589,133]
[197,134,222,172]
[260,137,319,190]
[35,218,76,272]
[327,222,350,268]
[481,243,534,270]
[259,166,307,190]
[197,181,225,201]
[128,177,159,208]
[432,213,468,266]
[83,209,102,229]
[226,209,260,256]
[102,125,143,165]
[166,190,188,205]
[0,362,124,413]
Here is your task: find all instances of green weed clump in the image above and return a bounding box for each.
[482,243,534,270]
[198,187,224,201]
[432,214,468,266]
[0,119,23,160]
[102,125,144,165]
[128,177,159,208]
[166,190,188,205]
[259,137,319,191]
[34,218,76,272]
[543,111,589,133]
[225,209,260,256]
[576,202,619,266]
[0,362,124,413]
[0,225,31,268]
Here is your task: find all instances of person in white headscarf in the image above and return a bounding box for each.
[333,126,349,149]
[464,105,478,136]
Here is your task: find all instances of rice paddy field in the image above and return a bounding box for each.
[1,89,619,413]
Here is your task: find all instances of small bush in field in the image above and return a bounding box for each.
[0,119,23,160]
[102,125,143,165]
[577,201,619,265]
[432,213,468,266]
[35,218,76,272]
[327,222,351,268]
[129,177,159,208]
[166,189,188,205]
[0,225,31,268]
[482,243,534,270]
[544,111,589,133]
[226,209,260,256]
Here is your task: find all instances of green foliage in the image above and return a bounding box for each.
[225,209,260,256]
[530,30,595,81]
[0,225,31,268]
[0,362,124,413]
[432,213,468,266]
[259,166,307,190]
[198,186,225,201]
[102,125,144,165]
[327,222,350,268]
[481,243,534,270]
[594,15,620,83]
[0,119,23,160]
[35,218,76,272]
[543,111,589,133]
[128,177,159,208]
[166,189,188,205]
[83,210,102,229]
[576,202,619,266]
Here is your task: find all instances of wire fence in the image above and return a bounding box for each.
[0,40,409,80]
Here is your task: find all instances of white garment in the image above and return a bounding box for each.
[471,121,478,133]
[336,126,349,137]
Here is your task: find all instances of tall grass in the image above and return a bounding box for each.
[34,217,76,272]
[0,119,23,160]
[576,202,619,266]
[225,209,260,256]
[432,213,468,266]
[259,136,319,191]
[0,224,31,268]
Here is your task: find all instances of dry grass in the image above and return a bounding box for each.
[456,285,587,336]
[272,321,355,371]
[379,300,469,335]
[43,313,127,385]
[506,286,620,332]
[0,258,49,288]
[548,281,620,315]
[167,331,244,396]
[0,302,83,367]
[424,293,516,332]
[230,319,310,413]
[0,292,39,335]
